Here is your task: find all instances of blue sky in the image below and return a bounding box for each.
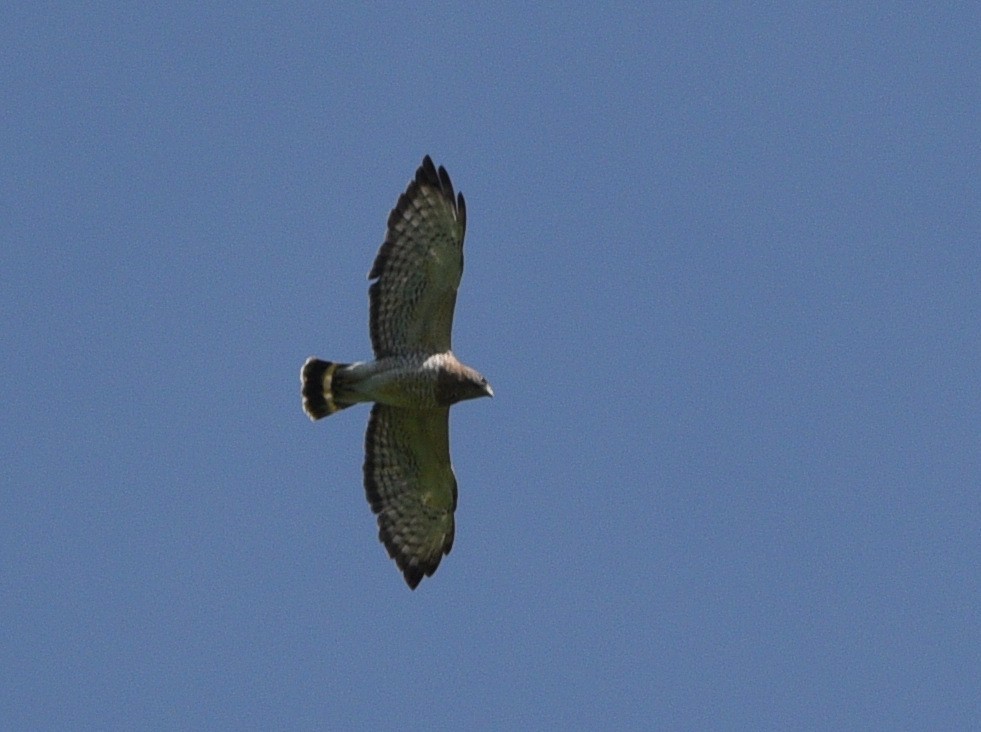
[2,4,978,729]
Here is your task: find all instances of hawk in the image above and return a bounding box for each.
[301,156,493,589]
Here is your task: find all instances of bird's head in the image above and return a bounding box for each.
[437,363,493,405]
[472,372,494,400]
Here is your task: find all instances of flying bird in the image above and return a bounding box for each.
[301,156,493,589]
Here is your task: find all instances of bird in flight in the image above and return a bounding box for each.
[301,156,493,589]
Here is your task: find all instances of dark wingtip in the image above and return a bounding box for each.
[419,155,439,186]
[403,568,423,590]
[436,163,454,201]
[375,522,439,590]
[417,156,465,235]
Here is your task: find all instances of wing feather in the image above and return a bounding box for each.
[369,156,467,357]
[363,404,457,589]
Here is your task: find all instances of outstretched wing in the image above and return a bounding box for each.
[369,156,467,358]
[363,404,457,589]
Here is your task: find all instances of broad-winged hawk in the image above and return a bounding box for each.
[301,156,492,589]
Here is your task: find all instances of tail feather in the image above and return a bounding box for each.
[301,358,356,420]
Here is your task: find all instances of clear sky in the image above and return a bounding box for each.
[2,5,978,729]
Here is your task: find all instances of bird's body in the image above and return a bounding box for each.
[301,156,492,589]
[303,352,489,412]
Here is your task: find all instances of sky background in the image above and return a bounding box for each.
[2,4,979,729]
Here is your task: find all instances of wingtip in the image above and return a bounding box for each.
[403,569,423,590]
[418,155,439,186]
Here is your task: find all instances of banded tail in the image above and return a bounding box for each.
[301,358,357,420]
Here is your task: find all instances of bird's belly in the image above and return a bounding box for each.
[362,368,438,408]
